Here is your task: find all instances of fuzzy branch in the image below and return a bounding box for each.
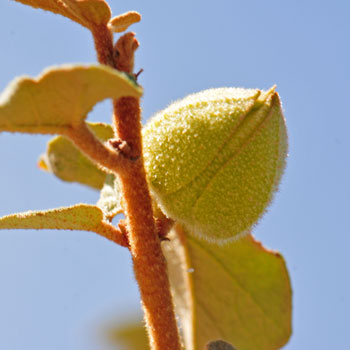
[91,25,182,350]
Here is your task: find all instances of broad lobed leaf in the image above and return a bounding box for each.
[0,64,142,135]
[162,224,292,350]
[14,0,111,29]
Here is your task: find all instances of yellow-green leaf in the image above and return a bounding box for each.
[97,174,123,218]
[0,204,119,239]
[39,122,114,190]
[0,64,142,135]
[162,224,292,350]
[14,0,111,29]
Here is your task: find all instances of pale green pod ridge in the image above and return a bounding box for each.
[143,87,287,242]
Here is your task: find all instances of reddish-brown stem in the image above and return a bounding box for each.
[114,98,181,350]
[91,25,116,67]
[118,217,174,243]
[91,26,182,350]
[97,221,129,248]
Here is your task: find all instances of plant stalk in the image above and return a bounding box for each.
[114,97,182,350]
[64,123,130,176]
[92,26,182,350]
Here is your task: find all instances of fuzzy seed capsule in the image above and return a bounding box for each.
[143,87,287,242]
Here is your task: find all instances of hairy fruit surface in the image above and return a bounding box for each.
[143,87,287,242]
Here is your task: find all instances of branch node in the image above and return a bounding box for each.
[108,138,140,161]
[117,216,174,245]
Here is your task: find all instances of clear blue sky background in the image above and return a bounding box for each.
[0,0,349,349]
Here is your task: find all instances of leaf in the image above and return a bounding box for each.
[39,122,114,190]
[0,64,142,135]
[97,173,123,218]
[0,204,122,242]
[162,224,292,350]
[14,0,112,29]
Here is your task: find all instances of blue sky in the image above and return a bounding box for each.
[0,0,349,349]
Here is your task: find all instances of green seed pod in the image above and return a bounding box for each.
[143,87,287,242]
